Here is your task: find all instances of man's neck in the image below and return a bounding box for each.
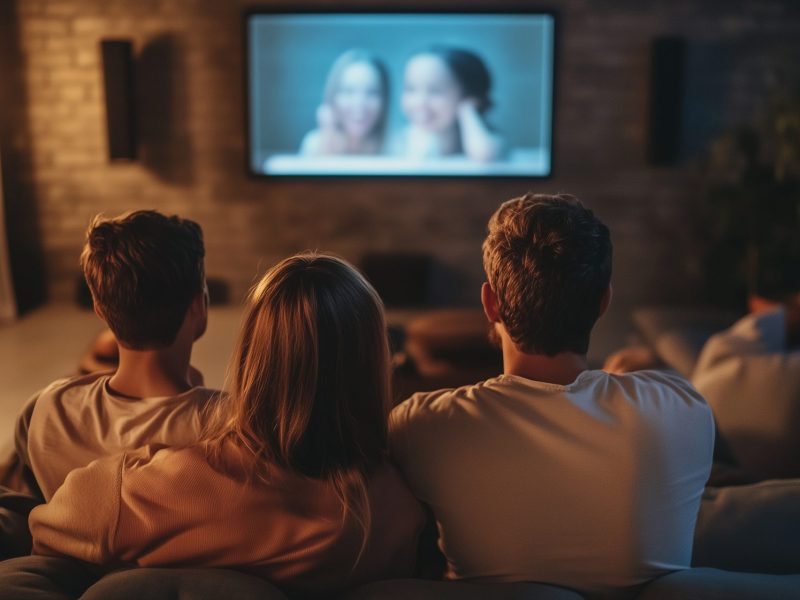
[109,343,194,399]
[502,336,589,386]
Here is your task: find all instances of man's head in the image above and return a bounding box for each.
[81,210,206,350]
[482,193,612,356]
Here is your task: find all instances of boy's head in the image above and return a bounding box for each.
[81,210,206,350]
[482,193,613,356]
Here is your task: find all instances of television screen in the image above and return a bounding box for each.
[246,11,555,177]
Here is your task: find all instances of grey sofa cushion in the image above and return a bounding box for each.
[0,486,41,559]
[80,567,288,600]
[635,568,800,600]
[344,579,584,600]
[0,555,104,600]
[694,479,800,574]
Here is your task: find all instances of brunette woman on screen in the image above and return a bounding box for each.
[395,45,502,161]
[29,253,424,596]
[300,50,390,156]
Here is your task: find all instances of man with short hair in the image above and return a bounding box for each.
[13,210,218,501]
[390,193,715,598]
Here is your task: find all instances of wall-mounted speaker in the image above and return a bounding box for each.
[647,36,686,166]
[101,39,137,161]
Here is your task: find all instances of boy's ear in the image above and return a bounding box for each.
[189,282,209,341]
[481,282,500,323]
[190,280,209,316]
[191,286,208,316]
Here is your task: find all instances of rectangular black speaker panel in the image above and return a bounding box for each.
[647,36,686,166]
[101,40,136,161]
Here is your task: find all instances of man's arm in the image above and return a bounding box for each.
[30,454,123,565]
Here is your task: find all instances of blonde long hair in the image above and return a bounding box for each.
[204,252,391,555]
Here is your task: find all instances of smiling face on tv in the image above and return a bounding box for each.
[331,61,385,140]
[402,53,463,133]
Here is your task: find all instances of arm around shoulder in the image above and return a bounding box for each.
[29,453,123,564]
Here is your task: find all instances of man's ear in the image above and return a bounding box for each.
[190,285,208,317]
[481,282,500,323]
[598,283,613,319]
[92,302,105,322]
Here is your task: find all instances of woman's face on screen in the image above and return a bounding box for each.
[332,62,384,139]
[402,54,463,133]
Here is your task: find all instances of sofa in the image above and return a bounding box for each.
[2,305,799,598]
[1,555,800,600]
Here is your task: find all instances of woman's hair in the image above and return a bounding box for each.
[420,45,493,113]
[323,49,390,143]
[204,252,391,555]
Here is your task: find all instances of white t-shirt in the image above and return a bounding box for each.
[390,369,714,598]
[693,307,800,479]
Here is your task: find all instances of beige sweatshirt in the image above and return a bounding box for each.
[30,441,425,596]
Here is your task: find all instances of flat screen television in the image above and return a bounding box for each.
[246,10,556,177]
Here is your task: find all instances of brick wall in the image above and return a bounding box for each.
[1,1,798,351]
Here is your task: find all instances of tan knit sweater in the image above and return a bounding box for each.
[30,442,424,595]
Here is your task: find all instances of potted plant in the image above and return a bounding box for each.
[700,66,800,308]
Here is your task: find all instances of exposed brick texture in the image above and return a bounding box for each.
[1,0,799,333]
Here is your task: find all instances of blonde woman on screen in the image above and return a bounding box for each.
[30,253,424,596]
[300,50,390,156]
